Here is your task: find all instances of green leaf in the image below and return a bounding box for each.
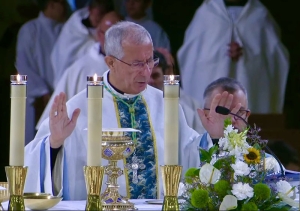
[265,202,291,211]
[194,169,200,176]
[200,149,212,163]
[252,143,261,150]
[209,145,218,156]
[224,118,232,128]
[213,159,224,169]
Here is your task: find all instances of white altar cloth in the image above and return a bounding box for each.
[1,199,163,210]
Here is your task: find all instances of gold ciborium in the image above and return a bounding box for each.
[101,129,138,211]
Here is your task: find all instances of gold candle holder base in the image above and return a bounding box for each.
[5,166,27,211]
[161,165,182,211]
[84,166,105,211]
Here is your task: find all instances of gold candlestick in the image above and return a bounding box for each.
[161,165,182,211]
[5,166,27,211]
[84,166,105,211]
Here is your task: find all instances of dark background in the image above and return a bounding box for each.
[0,0,299,181]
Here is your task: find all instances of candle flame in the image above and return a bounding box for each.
[93,73,98,82]
[170,75,174,81]
[17,74,21,82]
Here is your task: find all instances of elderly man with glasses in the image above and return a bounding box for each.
[24,21,245,201]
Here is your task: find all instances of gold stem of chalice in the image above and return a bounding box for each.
[101,135,136,211]
[5,166,27,211]
[161,165,182,211]
[84,166,105,211]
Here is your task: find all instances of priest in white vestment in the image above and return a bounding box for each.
[51,0,114,86]
[177,0,289,114]
[25,21,242,200]
[37,11,122,129]
[16,0,67,145]
[125,0,170,51]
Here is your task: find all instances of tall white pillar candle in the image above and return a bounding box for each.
[9,75,27,166]
[163,75,180,165]
[87,74,103,166]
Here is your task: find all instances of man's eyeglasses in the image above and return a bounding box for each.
[111,56,159,71]
[203,108,250,120]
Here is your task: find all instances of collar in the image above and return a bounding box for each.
[103,71,144,99]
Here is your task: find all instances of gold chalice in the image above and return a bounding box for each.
[101,129,138,211]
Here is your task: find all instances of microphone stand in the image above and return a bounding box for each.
[215,106,285,178]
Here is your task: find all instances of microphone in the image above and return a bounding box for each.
[215,106,285,178]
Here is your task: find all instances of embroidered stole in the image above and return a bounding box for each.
[114,96,158,199]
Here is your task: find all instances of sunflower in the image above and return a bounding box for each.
[244,148,261,164]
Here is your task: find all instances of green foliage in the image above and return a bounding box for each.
[224,117,232,128]
[241,202,258,211]
[191,189,209,209]
[185,167,199,184]
[214,180,231,198]
[254,183,271,201]
[200,145,219,163]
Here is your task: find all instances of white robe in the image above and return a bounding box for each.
[25,70,202,200]
[16,12,64,145]
[125,17,171,51]
[37,43,108,129]
[177,0,289,114]
[51,7,97,87]
[179,90,206,134]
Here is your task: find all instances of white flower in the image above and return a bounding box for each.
[231,160,250,179]
[276,180,295,197]
[199,163,221,184]
[231,182,254,200]
[177,182,186,197]
[219,195,237,210]
[224,125,236,135]
[264,157,280,173]
[218,125,250,157]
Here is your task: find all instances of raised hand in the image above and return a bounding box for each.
[197,91,241,139]
[49,92,81,148]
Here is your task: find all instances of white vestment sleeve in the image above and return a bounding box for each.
[178,104,202,175]
[24,121,64,196]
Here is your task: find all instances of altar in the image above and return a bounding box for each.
[1,199,163,211]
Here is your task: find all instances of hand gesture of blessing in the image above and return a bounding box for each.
[49,92,81,148]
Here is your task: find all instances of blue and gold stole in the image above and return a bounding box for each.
[105,85,158,199]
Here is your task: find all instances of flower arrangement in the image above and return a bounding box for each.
[180,119,299,211]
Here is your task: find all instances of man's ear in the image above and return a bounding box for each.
[105,56,115,70]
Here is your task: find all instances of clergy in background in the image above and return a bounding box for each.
[125,0,171,51]
[37,11,122,129]
[149,50,206,135]
[51,0,114,86]
[16,0,68,145]
[177,0,289,114]
[25,21,241,200]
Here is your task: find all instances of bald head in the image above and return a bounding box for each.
[96,11,123,44]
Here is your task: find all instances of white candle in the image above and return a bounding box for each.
[9,75,27,166]
[87,74,103,166]
[163,75,180,165]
